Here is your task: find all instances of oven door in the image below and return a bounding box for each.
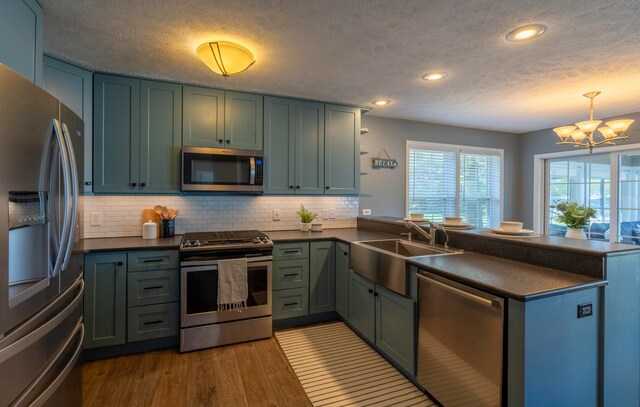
[181,258,272,328]
[181,147,263,193]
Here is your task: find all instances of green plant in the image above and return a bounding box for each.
[296,204,317,223]
[551,201,597,229]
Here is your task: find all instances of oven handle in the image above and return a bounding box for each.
[181,257,272,271]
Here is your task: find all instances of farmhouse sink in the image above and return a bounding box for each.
[350,239,461,296]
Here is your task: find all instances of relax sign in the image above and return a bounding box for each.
[372,149,398,169]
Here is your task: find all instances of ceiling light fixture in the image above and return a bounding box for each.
[196,41,255,78]
[553,91,634,153]
[372,99,390,106]
[506,24,546,42]
[422,71,448,81]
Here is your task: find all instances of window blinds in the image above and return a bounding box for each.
[408,148,457,222]
[459,153,502,228]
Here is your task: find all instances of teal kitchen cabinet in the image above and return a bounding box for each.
[324,104,360,195]
[0,0,43,85]
[309,241,335,314]
[264,97,324,194]
[43,57,93,194]
[272,242,310,321]
[335,242,350,319]
[182,86,224,148]
[224,91,263,150]
[84,253,127,349]
[94,75,181,193]
[348,270,416,375]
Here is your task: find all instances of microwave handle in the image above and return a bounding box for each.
[250,157,256,185]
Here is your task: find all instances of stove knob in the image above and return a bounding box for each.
[194,240,201,247]
[252,238,260,244]
[183,240,191,247]
[262,237,270,243]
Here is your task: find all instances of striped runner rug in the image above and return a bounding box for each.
[275,322,435,407]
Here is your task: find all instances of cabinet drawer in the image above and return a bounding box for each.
[273,288,309,320]
[127,269,179,307]
[127,302,179,342]
[273,259,309,290]
[127,250,178,272]
[273,242,309,261]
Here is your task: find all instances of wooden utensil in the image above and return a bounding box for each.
[173,209,180,219]
[161,206,170,219]
[154,205,163,217]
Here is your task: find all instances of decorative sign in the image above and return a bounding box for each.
[372,149,398,169]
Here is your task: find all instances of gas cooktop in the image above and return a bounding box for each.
[180,230,272,250]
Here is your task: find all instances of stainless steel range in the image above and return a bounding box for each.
[179,230,273,352]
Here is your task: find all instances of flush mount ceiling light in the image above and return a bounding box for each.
[553,91,634,153]
[506,24,546,42]
[196,41,255,78]
[422,71,448,81]
[372,99,390,106]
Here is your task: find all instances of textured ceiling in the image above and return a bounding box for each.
[41,0,640,133]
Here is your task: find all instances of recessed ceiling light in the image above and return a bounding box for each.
[422,71,448,81]
[372,99,390,106]
[506,24,547,42]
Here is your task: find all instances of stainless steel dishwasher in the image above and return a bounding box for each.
[417,272,504,407]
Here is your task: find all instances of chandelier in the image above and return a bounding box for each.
[553,91,634,153]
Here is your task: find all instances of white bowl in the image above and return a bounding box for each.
[500,221,523,233]
[311,223,323,232]
[409,213,424,221]
[444,216,463,225]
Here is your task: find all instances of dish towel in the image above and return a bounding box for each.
[217,258,248,311]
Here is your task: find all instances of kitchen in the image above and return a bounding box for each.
[1,0,640,406]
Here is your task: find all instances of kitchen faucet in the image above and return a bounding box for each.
[404,220,449,249]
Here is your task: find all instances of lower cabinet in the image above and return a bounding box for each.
[272,241,335,321]
[348,270,416,375]
[335,242,350,319]
[84,249,179,349]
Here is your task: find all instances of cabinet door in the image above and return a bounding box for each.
[348,270,375,343]
[335,242,350,319]
[224,91,263,150]
[297,101,325,195]
[140,80,182,193]
[309,241,335,314]
[84,253,127,349]
[264,96,295,193]
[0,0,42,84]
[324,104,360,195]
[182,86,224,148]
[376,285,416,375]
[93,75,140,193]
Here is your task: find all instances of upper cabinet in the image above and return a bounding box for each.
[0,0,43,85]
[324,104,361,195]
[264,97,325,194]
[94,74,181,194]
[183,88,263,150]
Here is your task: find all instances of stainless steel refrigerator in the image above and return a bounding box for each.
[0,64,84,406]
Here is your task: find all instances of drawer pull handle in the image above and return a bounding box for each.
[143,259,164,263]
[283,273,298,277]
[283,250,299,254]
[283,302,298,306]
[143,285,164,290]
[143,320,164,325]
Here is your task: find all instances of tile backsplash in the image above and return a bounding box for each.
[80,195,359,239]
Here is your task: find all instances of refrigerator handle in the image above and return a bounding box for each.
[11,320,84,407]
[60,123,78,270]
[50,118,72,278]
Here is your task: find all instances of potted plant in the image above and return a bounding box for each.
[551,201,597,239]
[296,204,317,232]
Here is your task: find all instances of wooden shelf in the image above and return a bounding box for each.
[360,128,369,135]
[360,172,368,176]
[360,151,369,155]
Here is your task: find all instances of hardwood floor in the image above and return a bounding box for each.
[82,336,312,407]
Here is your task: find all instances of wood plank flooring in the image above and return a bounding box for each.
[81,336,312,407]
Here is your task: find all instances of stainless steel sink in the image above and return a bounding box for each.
[350,239,461,296]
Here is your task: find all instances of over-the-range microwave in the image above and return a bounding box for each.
[181,147,264,193]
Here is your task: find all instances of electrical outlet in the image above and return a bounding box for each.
[273,209,281,221]
[322,209,330,219]
[90,212,102,226]
[362,209,372,215]
[329,209,336,219]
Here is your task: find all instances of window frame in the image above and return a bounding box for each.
[405,140,504,226]
[533,142,640,241]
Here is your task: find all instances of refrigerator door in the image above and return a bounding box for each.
[0,65,63,336]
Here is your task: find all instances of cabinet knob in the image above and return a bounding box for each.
[218,139,223,143]
[84,181,92,186]
[117,261,123,266]
[296,185,300,189]
[374,292,379,297]
[140,182,146,187]
[343,251,348,255]
[289,185,294,189]
[131,182,137,187]
[326,186,330,189]
[226,139,231,143]
[368,288,373,294]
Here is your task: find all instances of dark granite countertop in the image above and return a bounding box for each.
[79,235,183,253]
[265,228,397,243]
[409,252,607,302]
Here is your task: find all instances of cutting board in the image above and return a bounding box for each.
[142,209,160,237]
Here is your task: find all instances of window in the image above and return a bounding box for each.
[407,141,503,228]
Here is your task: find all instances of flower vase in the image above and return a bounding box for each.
[565,227,586,239]
[300,222,312,232]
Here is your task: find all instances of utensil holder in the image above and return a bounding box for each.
[159,219,175,238]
